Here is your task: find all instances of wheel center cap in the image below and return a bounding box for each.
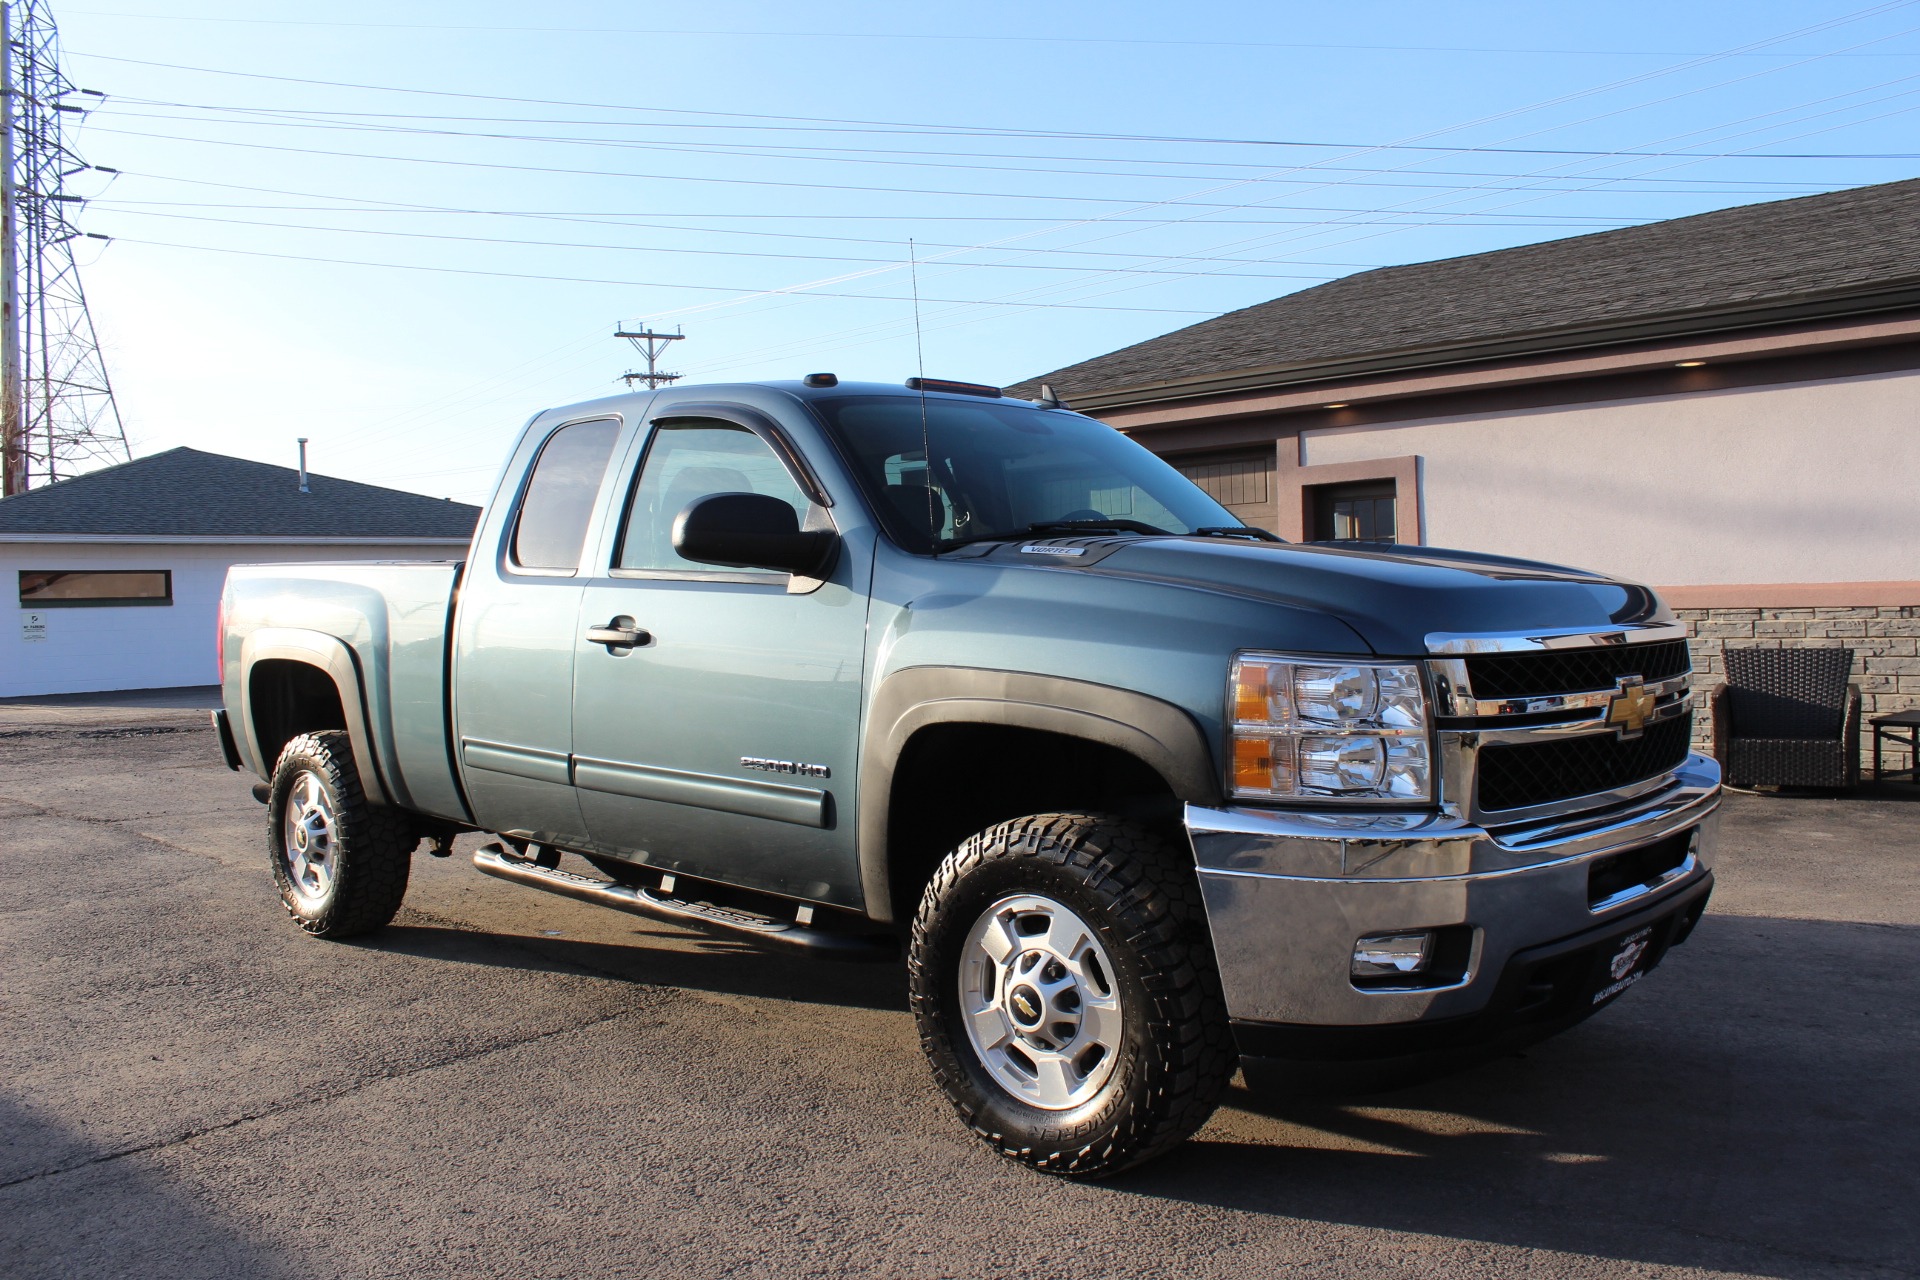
[1007,984,1045,1029]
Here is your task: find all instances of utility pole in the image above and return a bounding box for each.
[614,322,684,389]
[0,2,22,496]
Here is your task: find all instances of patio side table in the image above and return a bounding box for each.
[1870,709,1920,782]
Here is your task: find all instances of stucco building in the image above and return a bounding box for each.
[1011,177,1920,771]
[1,448,478,697]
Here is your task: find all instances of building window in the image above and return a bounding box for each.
[18,569,173,607]
[1310,481,1398,544]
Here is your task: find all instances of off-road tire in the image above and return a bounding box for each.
[908,813,1235,1178]
[267,731,415,938]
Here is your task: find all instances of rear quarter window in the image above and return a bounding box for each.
[510,419,622,573]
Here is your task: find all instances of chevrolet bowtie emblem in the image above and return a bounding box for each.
[1605,676,1655,739]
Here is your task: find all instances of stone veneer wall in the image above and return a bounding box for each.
[1677,605,1920,777]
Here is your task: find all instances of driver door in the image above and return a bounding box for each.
[570,412,870,907]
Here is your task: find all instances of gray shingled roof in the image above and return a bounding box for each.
[0,447,480,539]
[1008,177,1920,402]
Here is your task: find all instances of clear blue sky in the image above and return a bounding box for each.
[50,0,1920,501]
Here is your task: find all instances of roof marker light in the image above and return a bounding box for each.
[802,372,838,387]
[1675,360,1706,368]
[906,377,1003,398]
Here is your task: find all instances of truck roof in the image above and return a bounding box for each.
[534,378,1055,423]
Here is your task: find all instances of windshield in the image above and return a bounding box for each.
[809,395,1241,552]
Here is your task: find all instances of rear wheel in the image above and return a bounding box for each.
[267,731,414,938]
[908,813,1234,1177]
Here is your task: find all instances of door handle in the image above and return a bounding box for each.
[585,616,651,650]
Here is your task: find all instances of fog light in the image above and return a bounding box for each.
[1352,931,1433,977]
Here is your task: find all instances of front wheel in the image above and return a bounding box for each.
[908,814,1234,1177]
[267,731,415,938]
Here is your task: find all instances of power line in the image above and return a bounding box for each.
[84,124,1731,217]
[93,207,1366,278]
[64,50,1920,159]
[86,98,1889,182]
[654,4,1920,370]
[56,12,1920,59]
[88,102,1912,202]
[107,236,1225,313]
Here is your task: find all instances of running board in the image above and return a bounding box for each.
[471,845,895,962]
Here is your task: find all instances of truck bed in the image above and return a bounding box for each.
[223,560,468,823]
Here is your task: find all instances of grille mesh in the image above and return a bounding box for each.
[1466,640,1691,700]
[1478,713,1692,812]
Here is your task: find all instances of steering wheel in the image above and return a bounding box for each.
[1057,508,1109,522]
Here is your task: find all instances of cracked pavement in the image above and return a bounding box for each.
[2,690,1917,1279]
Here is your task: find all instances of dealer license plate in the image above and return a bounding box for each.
[1589,927,1655,1007]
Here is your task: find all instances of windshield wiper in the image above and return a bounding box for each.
[1023,519,1170,537]
[936,518,1169,552]
[1191,525,1284,543]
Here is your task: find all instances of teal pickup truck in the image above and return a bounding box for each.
[214,375,1719,1176]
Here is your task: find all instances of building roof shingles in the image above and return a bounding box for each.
[1008,177,1920,401]
[0,447,481,539]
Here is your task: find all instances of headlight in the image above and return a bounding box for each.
[1228,654,1431,801]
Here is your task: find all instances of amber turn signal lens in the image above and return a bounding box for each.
[1232,735,1273,792]
[1233,663,1271,724]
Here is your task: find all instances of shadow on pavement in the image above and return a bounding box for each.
[362,921,909,1014]
[1111,912,1919,1277]
[0,1097,295,1280]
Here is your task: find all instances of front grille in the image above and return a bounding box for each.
[1478,713,1692,812]
[1466,640,1692,700]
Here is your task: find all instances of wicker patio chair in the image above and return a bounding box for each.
[1711,647,1860,789]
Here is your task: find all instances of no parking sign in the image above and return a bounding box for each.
[20,611,46,642]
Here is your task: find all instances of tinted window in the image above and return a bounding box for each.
[616,423,809,571]
[18,569,172,606]
[810,395,1237,552]
[511,419,621,572]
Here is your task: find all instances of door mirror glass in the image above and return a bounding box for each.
[673,492,835,576]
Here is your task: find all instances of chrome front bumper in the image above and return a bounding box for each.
[1186,753,1721,1028]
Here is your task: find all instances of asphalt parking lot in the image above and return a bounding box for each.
[3,691,1917,1280]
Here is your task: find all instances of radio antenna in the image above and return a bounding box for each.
[909,238,937,546]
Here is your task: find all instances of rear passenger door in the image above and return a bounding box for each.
[570,410,869,907]
[453,416,627,847]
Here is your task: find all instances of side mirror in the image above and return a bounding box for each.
[672,492,836,577]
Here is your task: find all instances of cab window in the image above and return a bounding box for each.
[616,422,809,572]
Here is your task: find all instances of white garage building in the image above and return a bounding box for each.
[1,448,478,698]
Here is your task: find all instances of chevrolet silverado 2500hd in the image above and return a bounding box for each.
[214,376,1719,1176]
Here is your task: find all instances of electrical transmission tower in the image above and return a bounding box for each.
[614,322,684,390]
[0,0,125,495]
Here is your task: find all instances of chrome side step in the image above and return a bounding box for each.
[471,845,895,962]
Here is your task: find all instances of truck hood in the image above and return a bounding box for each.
[1040,537,1667,656]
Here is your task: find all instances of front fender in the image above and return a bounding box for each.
[856,665,1220,922]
